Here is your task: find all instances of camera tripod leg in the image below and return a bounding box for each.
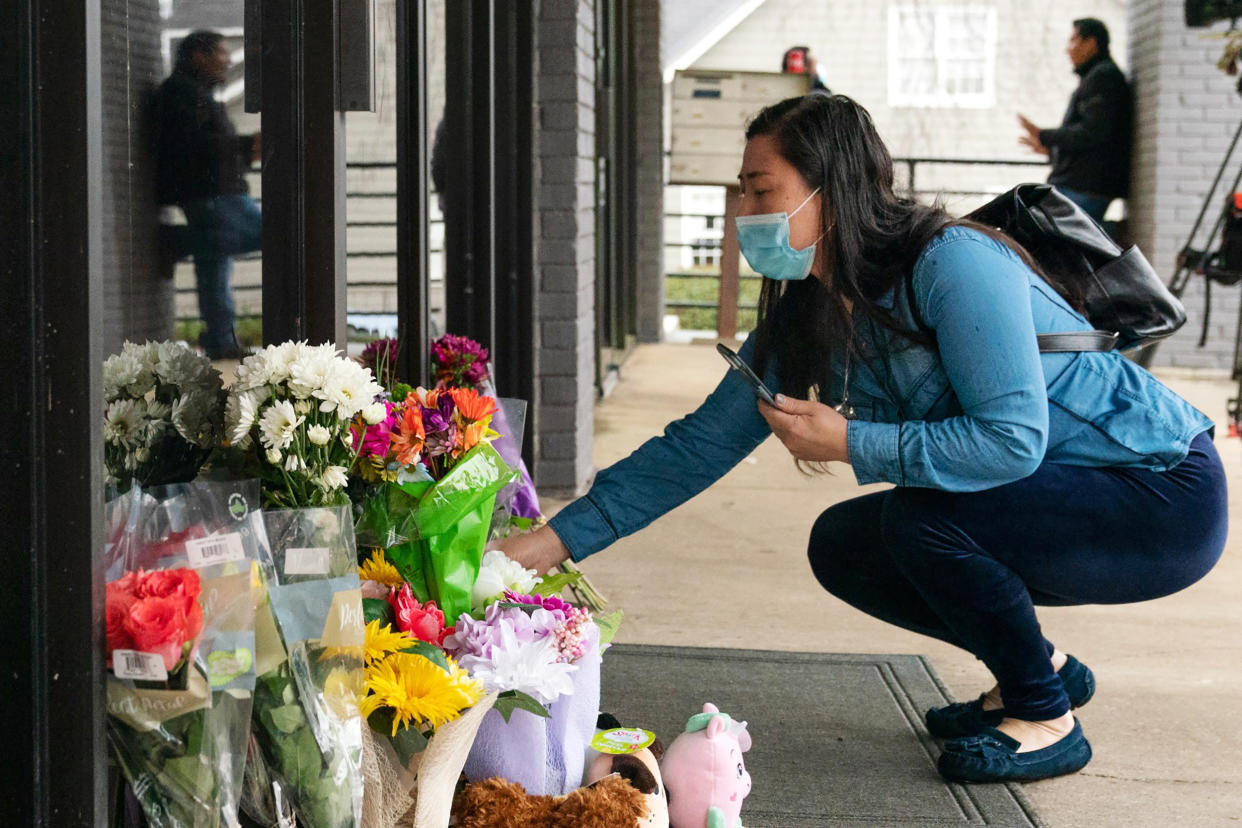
[1137,111,1242,370]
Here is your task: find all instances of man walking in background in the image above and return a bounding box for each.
[1018,18,1133,224]
[154,30,261,361]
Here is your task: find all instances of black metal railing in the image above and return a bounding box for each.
[172,161,429,325]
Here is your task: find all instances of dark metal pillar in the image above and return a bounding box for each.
[492,0,538,463]
[260,0,348,348]
[0,1,106,825]
[395,0,431,386]
[444,0,497,351]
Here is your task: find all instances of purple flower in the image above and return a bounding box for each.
[420,395,458,458]
[500,592,596,662]
[503,591,573,616]
[432,333,491,388]
[444,602,562,663]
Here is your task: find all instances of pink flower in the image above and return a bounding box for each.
[503,590,573,616]
[501,591,593,662]
[386,584,449,645]
[353,401,397,458]
[361,580,392,600]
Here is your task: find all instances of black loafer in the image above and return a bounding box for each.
[937,719,1092,783]
[925,654,1096,739]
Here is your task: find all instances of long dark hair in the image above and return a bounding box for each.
[746,94,1070,399]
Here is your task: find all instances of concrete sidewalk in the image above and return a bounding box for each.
[545,340,1242,828]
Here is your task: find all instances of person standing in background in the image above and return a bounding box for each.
[153,30,262,361]
[782,45,831,95]
[1017,18,1133,224]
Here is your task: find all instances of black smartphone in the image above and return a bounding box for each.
[716,342,778,406]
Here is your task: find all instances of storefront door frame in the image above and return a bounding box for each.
[2,2,108,824]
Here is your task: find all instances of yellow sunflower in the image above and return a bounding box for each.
[358,550,404,587]
[364,619,416,665]
[444,655,485,699]
[360,652,481,735]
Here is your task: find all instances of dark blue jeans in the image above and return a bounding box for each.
[808,430,1227,721]
[181,194,262,355]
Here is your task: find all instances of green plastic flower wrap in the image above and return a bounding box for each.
[242,505,365,828]
[355,442,515,622]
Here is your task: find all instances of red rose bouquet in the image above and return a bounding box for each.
[105,568,204,676]
[104,480,265,828]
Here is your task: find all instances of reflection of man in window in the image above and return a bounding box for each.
[1018,18,1133,224]
[154,30,261,360]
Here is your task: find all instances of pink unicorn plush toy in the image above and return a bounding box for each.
[659,703,752,828]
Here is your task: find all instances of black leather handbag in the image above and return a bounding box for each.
[967,184,1186,352]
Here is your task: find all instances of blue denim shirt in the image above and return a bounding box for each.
[550,226,1214,562]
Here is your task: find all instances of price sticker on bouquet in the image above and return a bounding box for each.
[592,727,657,754]
[284,547,331,576]
[185,533,246,569]
[113,649,169,682]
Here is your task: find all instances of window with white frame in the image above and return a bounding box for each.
[888,5,996,108]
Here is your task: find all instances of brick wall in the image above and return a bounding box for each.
[535,0,598,496]
[633,0,665,342]
[1127,1,1241,370]
[102,0,174,355]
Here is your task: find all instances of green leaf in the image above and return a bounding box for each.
[363,597,395,627]
[162,754,214,802]
[367,707,396,737]
[532,571,582,597]
[266,703,307,735]
[260,669,290,700]
[287,726,325,792]
[397,640,451,672]
[388,723,429,765]
[493,690,550,723]
[510,516,534,532]
[183,716,204,756]
[594,609,624,647]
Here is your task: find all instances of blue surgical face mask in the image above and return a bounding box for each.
[734,187,824,281]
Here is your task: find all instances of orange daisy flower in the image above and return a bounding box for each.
[454,419,489,457]
[449,387,497,423]
[390,404,426,466]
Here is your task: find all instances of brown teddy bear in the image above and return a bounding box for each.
[452,774,649,828]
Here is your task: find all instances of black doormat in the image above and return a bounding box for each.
[599,644,1044,827]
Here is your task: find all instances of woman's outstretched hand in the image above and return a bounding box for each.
[495,524,571,574]
[759,393,851,463]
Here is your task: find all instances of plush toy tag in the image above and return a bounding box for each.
[591,727,656,754]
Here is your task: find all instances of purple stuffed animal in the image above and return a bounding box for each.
[659,703,752,828]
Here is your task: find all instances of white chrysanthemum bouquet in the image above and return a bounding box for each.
[103,340,226,491]
[225,341,385,508]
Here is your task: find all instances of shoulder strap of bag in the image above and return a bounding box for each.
[902,258,1119,353]
[1035,331,1120,352]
